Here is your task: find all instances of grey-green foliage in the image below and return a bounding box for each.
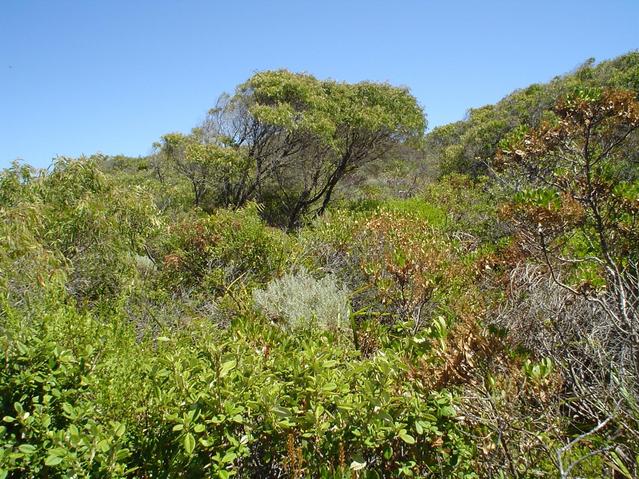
[252,268,350,332]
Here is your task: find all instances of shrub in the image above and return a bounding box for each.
[421,174,506,245]
[159,204,292,295]
[253,268,351,332]
[0,158,160,304]
[302,209,455,328]
[0,285,476,478]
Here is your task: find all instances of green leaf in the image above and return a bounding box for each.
[18,444,36,454]
[183,433,196,455]
[220,359,237,378]
[231,414,243,423]
[221,451,237,464]
[48,447,67,457]
[383,447,393,460]
[272,405,292,419]
[97,439,110,453]
[116,448,131,460]
[399,431,416,444]
[439,406,456,417]
[609,451,633,478]
[62,403,76,419]
[113,422,126,437]
[45,454,64,466]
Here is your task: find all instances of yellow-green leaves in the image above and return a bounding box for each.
[243,70,425,150]
[183,433,196,455]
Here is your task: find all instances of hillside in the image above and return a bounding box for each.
[425,51,639,177]
[1,52,639,478]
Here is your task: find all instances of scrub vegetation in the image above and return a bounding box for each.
[2,52,639,477]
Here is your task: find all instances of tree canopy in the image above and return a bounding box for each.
[172,70,427,227]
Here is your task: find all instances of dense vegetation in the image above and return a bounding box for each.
[1,53,638,478]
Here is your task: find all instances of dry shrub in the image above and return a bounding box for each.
[487,262,639,476]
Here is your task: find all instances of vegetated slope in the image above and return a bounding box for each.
[1,52,638,478]
[425,51,639,177]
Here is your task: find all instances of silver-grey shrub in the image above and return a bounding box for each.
[252,268,351,332]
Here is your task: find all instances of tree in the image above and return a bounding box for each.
[204,70,426,228]
[158,132,250,208]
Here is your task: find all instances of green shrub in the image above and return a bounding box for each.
[302,209,455,328]
[421,174,504,242]
[0,289,477,478]
[0,158,160,305]
[0,300,136,478]
[159,204,292,294]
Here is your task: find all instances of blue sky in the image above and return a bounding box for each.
[1,0,638,168]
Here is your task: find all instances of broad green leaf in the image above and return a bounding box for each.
[184,433,196,455]
[272,405,292,419]
[97,439,110,453]
[399,431,416,444]
[222,451,237,464]
[18,444,36,454]
[113,422,126,437]
[45,454,64,466]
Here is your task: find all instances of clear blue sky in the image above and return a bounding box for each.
[1,0,638,168]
